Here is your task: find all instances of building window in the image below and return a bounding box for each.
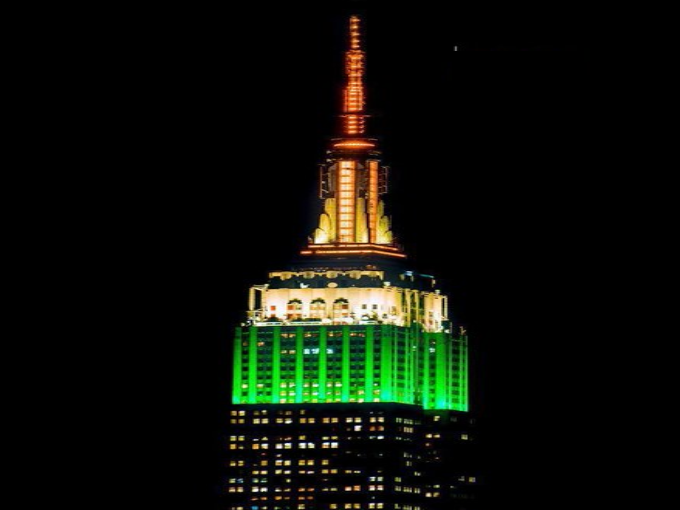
[287,299,303,320]
[310,298,326,319]
[333,298,350,319]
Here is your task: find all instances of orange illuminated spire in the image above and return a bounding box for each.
[342,16,368,137]
[306,16,400,257]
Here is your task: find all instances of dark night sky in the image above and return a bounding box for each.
[103,2,633,508]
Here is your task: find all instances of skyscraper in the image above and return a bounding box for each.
[225,15,477,510]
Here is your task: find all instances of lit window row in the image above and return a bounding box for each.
[344,486,362,492]
[329,505,384,510]
[396,486,422,494]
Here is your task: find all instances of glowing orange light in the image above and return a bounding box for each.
[307,243,401,252]
[338,161,356,243]
[342,16,367,136]
[369,160,379,244]
[333,140,376,149]
[301,248,407,259]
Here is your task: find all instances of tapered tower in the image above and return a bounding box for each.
[225,16,477,510]
[304,16,398,257]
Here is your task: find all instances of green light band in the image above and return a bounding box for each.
[233,325,468,411]
[435,334,448,409]
[422,333,430,409]
[380,325,393,402]
[365,326,374,402]
[342,326,350,402]
[295,327,304,404]
[248,327,258,403]
[272,327,281,404]
[411,327,418,405]
[232,328,243,404]
[461,335,469,411]
[319,327,328,401]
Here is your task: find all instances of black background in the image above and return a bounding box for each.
[94,2,633,508]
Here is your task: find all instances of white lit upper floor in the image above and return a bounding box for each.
[246,271,450,333]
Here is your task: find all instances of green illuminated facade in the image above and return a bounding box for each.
[232,324,468,412]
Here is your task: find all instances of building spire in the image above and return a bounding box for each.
[301,15,403,259]
[342,16,367,137]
